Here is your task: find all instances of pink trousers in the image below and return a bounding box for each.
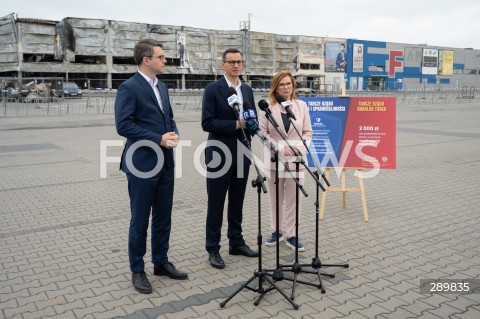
[266,169,305,238]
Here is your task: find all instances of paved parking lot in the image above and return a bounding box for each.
[1,101,480,319]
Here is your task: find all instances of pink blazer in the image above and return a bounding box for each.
[258,99,312,171]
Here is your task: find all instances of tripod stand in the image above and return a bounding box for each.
[256,100,310,304]
[282,165,349,299]
[300,171,349,293]
[220,104,298,309]
[220,173,298,309]
[256,147,306,308]
[279,160,324,299]
[281,113,349,299]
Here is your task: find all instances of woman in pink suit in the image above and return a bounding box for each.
[259,70,312,251]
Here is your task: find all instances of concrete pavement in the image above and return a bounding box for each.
[1,102,480,318]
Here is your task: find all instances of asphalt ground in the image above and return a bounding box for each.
[1,101,480,319]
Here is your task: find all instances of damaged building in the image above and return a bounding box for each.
[0,13,342,92]
[1,12,479,92]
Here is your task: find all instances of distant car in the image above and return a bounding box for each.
[62,82,82,98]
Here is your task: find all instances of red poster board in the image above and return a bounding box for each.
[341,97,396,169]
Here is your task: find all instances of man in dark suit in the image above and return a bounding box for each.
[201,48,259,269]
[115,39,188,294]
[336,43,347,71]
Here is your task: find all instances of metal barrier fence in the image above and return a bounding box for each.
[347,90,480,105]
[1,90,479,118]
[0,93,115,117]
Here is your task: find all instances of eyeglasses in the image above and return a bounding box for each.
[224,60,243,66]
[150,55,166,61]
[278,82,292,88]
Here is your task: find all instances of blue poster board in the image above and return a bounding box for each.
[301,97,350,167]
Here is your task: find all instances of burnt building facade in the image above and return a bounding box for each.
[1,13,478,92]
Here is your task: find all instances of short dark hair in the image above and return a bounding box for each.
[134,39,163,66]
[222,48,242,62]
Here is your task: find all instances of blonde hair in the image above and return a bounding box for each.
[268,70,297,104]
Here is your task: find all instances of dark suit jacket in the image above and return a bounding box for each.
[201,76,255,168]
[115,72,178,174]
[336,51,347,68]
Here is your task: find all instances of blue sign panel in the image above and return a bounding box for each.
[301,97,350,167]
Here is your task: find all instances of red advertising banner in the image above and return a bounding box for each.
[341,97,396,169]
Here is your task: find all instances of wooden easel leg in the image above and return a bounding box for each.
[357,170,369,222]
[341,168,347,208]
[320,168,369,221]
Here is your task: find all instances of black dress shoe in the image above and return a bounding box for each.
[229,245,259,257]
[154,262,188,280]
[208,251,225,269]
[132,272,152,294]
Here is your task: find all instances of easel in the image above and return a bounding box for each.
[319,168,369,222]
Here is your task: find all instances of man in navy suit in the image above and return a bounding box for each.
[202,48,259,269]
[115,39,188,294]
[336,43,347,71]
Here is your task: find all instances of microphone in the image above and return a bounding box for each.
[257,99,269,112]
[243,102,270,142]
[258,99,279,128]
[275,93,297,121]
[226,87,241,117]
[242,101,257,121]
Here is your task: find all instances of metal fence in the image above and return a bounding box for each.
[1,80,479,118]
[0,94,114,117]
[347,89,479,105]
[2,90,479,118]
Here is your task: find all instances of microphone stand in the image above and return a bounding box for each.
[273,98,326,191]
[290,120,330,187]
[282,114,349,299]
[260,107,308,196]
[252,111,308,307]
[220,108,299,310]
[265,119,325,299]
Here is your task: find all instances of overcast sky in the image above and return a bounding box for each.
[8,0,480,49]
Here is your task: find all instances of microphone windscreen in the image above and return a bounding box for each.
[242,108,250,121]
[243,101,257,120]
[275,93,286,103]
[258,99,269,111]
[226,87,237,97]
